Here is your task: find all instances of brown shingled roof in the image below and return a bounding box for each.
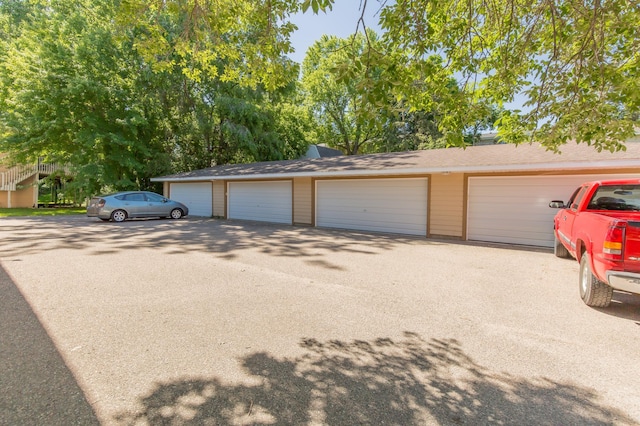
[152,141,640,182]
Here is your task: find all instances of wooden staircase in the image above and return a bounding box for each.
[0,164,37,191]
[1,162,70,191]
[1,161,71,207]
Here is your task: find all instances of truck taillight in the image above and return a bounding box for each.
[603,224,625,260]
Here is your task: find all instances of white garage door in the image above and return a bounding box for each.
[228,181,292,224]
[316,178,428,236]
[467,174,638,247]
[170,182,212,217]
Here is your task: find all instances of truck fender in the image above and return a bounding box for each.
[574,238,589,264]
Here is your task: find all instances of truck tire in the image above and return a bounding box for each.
[579,253,613,307]
[554,236,571,258]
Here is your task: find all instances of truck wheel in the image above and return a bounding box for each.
[579,253,613,307]
[554,236,571,258]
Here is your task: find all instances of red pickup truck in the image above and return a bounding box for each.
[549,179,640,307]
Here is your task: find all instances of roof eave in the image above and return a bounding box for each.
[150,159,640,182]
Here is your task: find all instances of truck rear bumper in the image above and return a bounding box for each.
[606,271,640,295]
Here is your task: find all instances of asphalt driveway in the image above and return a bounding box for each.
[1,216,639,425]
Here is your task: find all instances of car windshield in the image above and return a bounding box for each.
[586,185,640,211]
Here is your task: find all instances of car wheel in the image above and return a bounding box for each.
[170,208,183,219]
[579,253,613,307]
[554,235,571,258]
[111,210,127,223]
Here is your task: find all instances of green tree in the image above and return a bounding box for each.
[299,0,638,152]
[0,0,309,196]
[0,0,173,196]
[143,23,308,170]
[118,0,301,91]
[301,31,497,154]
[301,31,395,155]
[3,0,633,194]
[110,0,639,152]
[376,0,640,152]
[376,110,445,152]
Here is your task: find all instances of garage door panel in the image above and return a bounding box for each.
[322,205,425,217]
[471,226,551,239]
[170,182,212,217]
[468,174,638,247]
[326,216,425,229]
[316,178,428,236]
[228,181,292,224]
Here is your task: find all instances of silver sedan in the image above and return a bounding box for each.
[87,191,189,222]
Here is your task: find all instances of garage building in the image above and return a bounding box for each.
[152,140,640,248]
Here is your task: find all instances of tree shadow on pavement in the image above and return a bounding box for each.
[0,216,551,264]
[0,263,99,425]
[0,216,439,271]
[115,332,632,425]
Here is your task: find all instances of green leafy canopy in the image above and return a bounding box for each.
[377,0,640,152]
[1,0,638,198]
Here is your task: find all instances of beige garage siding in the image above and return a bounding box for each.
[12,176,38,208]
[293,177,312,225]
[429,173,464,238]
[212,181,225,218]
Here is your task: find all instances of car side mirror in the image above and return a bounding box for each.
[548,200,565,208]
[163,198,169,203]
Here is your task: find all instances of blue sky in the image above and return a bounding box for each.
[288,2,383,64]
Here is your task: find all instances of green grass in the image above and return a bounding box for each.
[0,207,86,217]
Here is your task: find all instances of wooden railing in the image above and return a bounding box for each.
[0,161,70,191]
[0,164,35,191]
